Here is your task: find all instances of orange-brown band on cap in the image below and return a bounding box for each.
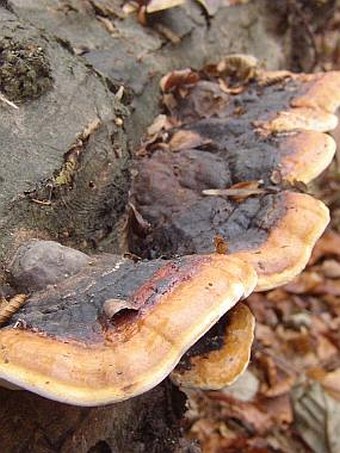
[234,192,329,291]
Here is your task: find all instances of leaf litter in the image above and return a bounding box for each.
[183,228,340,452]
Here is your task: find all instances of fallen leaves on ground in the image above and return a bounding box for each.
[185,230,340,452]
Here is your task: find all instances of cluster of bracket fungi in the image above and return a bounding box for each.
[0,56,339,406]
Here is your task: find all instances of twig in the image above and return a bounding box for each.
[0,92,19,110]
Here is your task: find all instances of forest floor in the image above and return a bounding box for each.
[184,225,340,452]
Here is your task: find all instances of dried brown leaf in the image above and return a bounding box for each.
[279,328,316,357]
[127,202,151,238]
[214,235,228,255]
[320,369,340,402]
[160,69,199,93]
[258,353,296,398]
[321,260,340,279]
[208,392,273,434]
[284,271,323,294]
[168,130,211,151]
[259,394,293,425]
[146,0,184,13]
[308,368,340,402]
[255,323,276,347]
[311,231,340,264]
[293,382,340,453]
[317,279,340,296]
[147,114,170,136]
[262,376,295,398]
[203,181,266,202]
[316,335,338,363]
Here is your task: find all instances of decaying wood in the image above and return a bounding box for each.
[0,383,192,453]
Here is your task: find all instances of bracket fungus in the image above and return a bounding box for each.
[0,253,257,406]
[129,66,339,290]
[171,303,255,390]
[0,60,339,406]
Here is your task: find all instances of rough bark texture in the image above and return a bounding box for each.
[0,383,191,453]
[0,0,298,451]
[0,0,287,264]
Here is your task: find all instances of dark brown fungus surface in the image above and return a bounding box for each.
[129,66,339,290]
[0,253,257,405]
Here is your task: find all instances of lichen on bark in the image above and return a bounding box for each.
[0,37,53,102]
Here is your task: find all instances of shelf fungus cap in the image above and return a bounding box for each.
[234,192,330,291]
[129,69,337,293]
[0,254,257,406]
[290,71,340,115]
[256,71,340,133]
[276,130,336,184]
[170,303,255,389]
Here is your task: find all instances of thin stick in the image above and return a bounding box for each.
[0,92,19,110]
